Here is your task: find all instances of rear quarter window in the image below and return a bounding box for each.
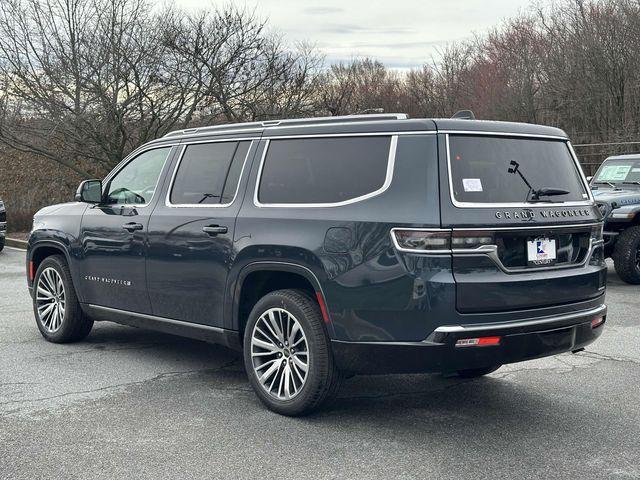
[257,136,393,205]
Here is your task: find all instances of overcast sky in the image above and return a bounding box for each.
[169,0,533,69]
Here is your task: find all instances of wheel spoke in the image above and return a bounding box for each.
[258,360,281,385]
[283,364,291,399]
[258,320,280,345]
[267,310,285,344]
[290,360,305,384]
[291,355,308,373]
[252,337,278,352]
[37,286,54,299]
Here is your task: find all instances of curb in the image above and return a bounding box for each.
[5,237,28,250]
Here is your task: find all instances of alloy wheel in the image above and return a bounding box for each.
[36,267,66,333]
[250,307,309,400]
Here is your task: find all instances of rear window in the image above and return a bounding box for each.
[594,159,640,184]
[448,135,588,204]
[258,136,392,205]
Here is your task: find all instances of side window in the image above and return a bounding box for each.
[106,147,171,205]
[170,141,250,205]
[258,136,392,205]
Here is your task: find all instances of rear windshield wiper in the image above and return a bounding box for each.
[534,188,570,197]
[507,160,570,202]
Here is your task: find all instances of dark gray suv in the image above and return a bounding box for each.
[26,114,607,415]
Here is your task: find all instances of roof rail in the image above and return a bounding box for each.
[163,113,409,138]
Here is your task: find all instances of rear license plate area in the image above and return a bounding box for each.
[526,237,557,266]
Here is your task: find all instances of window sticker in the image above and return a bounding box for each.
[462,178,483,192]
[598,165,632,181]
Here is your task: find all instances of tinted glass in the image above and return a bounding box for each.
[170,141,249,205]
[594,159,640,184]
[449,135,587,204]
[106,147,171,205]
[222,141,251,203]
[258,136,391,204]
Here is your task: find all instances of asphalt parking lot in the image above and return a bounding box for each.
[1,246,639,479]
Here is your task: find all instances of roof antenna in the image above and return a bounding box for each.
[452,110,476,120]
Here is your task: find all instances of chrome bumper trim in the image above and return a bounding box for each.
[430,304,607,335]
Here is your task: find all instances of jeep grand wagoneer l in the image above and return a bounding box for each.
[27,114,607,415]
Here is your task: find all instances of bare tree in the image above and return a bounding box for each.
[0,0,316,176]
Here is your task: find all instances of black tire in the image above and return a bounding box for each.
[0,237,4,252]
[32,255,93,343]
[243,289,343,416]
[612,225,640,284]
[456,365,501,378]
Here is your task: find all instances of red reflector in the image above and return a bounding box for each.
[316,292,331,324]
[29,261,34,281]
[456,336,502,347]
[591,317,604,328]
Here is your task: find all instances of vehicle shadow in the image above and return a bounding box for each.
[81,321,602,430]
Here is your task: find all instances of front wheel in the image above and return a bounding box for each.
[32,255,93,343]
[612,225,640,284]
[243,289,342,416]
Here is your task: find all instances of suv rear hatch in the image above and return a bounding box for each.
[440,132,605,313]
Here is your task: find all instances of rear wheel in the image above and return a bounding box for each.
[32,255,93,343]
[0,237,4,252]
[243,289,342,416]
[456,365,501,378]
[612,225,640,284]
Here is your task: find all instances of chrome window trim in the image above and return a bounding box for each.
[102,144,178,209]
[165,138,255,208]
[444,133,594,209]
[254,134,399,208]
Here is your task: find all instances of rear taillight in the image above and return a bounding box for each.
[391,229,451,252]
[591,317,604,328]
[391,229,497,253]
[451,230,495,250]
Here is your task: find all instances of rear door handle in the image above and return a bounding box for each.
[202,225,228,236]
[122,222,144,232]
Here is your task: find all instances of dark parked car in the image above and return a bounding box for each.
[0,197,6,252]
[591,154,640,284]
[27,114,607,415]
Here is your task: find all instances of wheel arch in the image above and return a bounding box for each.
[231,262,333,341]
[29,240,73,285]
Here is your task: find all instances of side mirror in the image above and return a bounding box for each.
[586,176,593,184]
[75,179,103,203]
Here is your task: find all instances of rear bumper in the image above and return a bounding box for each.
[331,304,606,374]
